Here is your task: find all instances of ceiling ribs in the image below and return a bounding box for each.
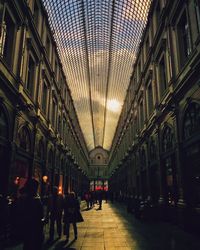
[42,0,152,151]
[81,0,96,148]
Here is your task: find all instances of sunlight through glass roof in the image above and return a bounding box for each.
[42,0,152,151]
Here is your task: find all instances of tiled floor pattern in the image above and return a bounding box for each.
[5,202,200,250]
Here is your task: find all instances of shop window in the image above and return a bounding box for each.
[38,140,44,160]
[139,100,144,129]
[158,55,167,96]
[154,1,160,32]
[177,11,192,68]
[0,108,8,138]
[48,150,53,169]
[164,156,177,205]
[136,174,140,196]
[146,79,153,116]
[56,154,60,169]
[162,126,174,153]
[149,139,157,160]
[64,122,68,144]
[14,160,29,191]
[146,36,149,54]
[137,60,141,80]
[52,98,57,129]
[58,115,61,134]
[195,0,200,33]
[46,35,51,60]
[18,127,31,153]
[135,114,138,133]
[33,0,40,29]
[139,148,146,168]
[65,89,67,105]
[149,165,159,203]
[62,118,65,139]
[55,60,59,82]
[42,80,48,114]
[183,102,200,140]
[141,170,148,199]
[0,11,16,67]
[26,55,35,95]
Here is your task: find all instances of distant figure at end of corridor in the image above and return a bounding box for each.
[97,190,103,210]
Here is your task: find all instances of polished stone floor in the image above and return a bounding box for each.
[6,201,200,250]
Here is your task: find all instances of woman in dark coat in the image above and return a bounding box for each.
[63,192,83,242]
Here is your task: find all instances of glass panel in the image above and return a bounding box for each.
[162,126,174,153]
[18,127,31,153]
[183,103,200,140]
[42,0,152,150]
[0,109,8,138]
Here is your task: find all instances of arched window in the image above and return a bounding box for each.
[61,158,64,172]
[38,140,45,160]
[58,116,61,134]
[48,149,53,169]
[162,126,174,153]
[183,102,200,140]
[56,154,60,169]
[149,139,157,160]
[0,108,8,138]
[140,147,146,167]
[18,126,31,152]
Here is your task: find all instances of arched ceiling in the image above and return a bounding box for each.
[42,0,152,151]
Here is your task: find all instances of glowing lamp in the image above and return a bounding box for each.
[58,186,62,194]
[43,175,48,183]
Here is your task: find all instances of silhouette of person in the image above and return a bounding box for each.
[97,190,103,209]
[47,186,64,240]
[84,191,90,209]
[63,192,83,242]
[18,179,44,250]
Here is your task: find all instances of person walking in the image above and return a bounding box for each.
[63,192,83,243]
[97,190,103,210]
[84,191,90,210]
[47,186,64,240]
[18,179,44,250]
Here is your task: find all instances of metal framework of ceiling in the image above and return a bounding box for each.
[42,0,152,151]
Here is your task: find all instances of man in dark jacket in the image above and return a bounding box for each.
[18,179,44,250]
[47,186,64,240]
[63,192,83,242]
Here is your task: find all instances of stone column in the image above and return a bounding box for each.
[155,125,165,205]
[171,107,186,207]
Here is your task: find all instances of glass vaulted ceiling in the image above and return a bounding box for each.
[42,0,152,151]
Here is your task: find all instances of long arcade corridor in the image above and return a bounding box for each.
[6,201,200,250]
[1,0,200,247]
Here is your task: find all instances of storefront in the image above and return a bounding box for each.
[46,149,54,194]
[34,140,45,195]
[161,125,178,221]
[0,107,10,195]
[12,126,32,196]
[148,138,160,204]
[139,147,148,200]
[182,102,200,230]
